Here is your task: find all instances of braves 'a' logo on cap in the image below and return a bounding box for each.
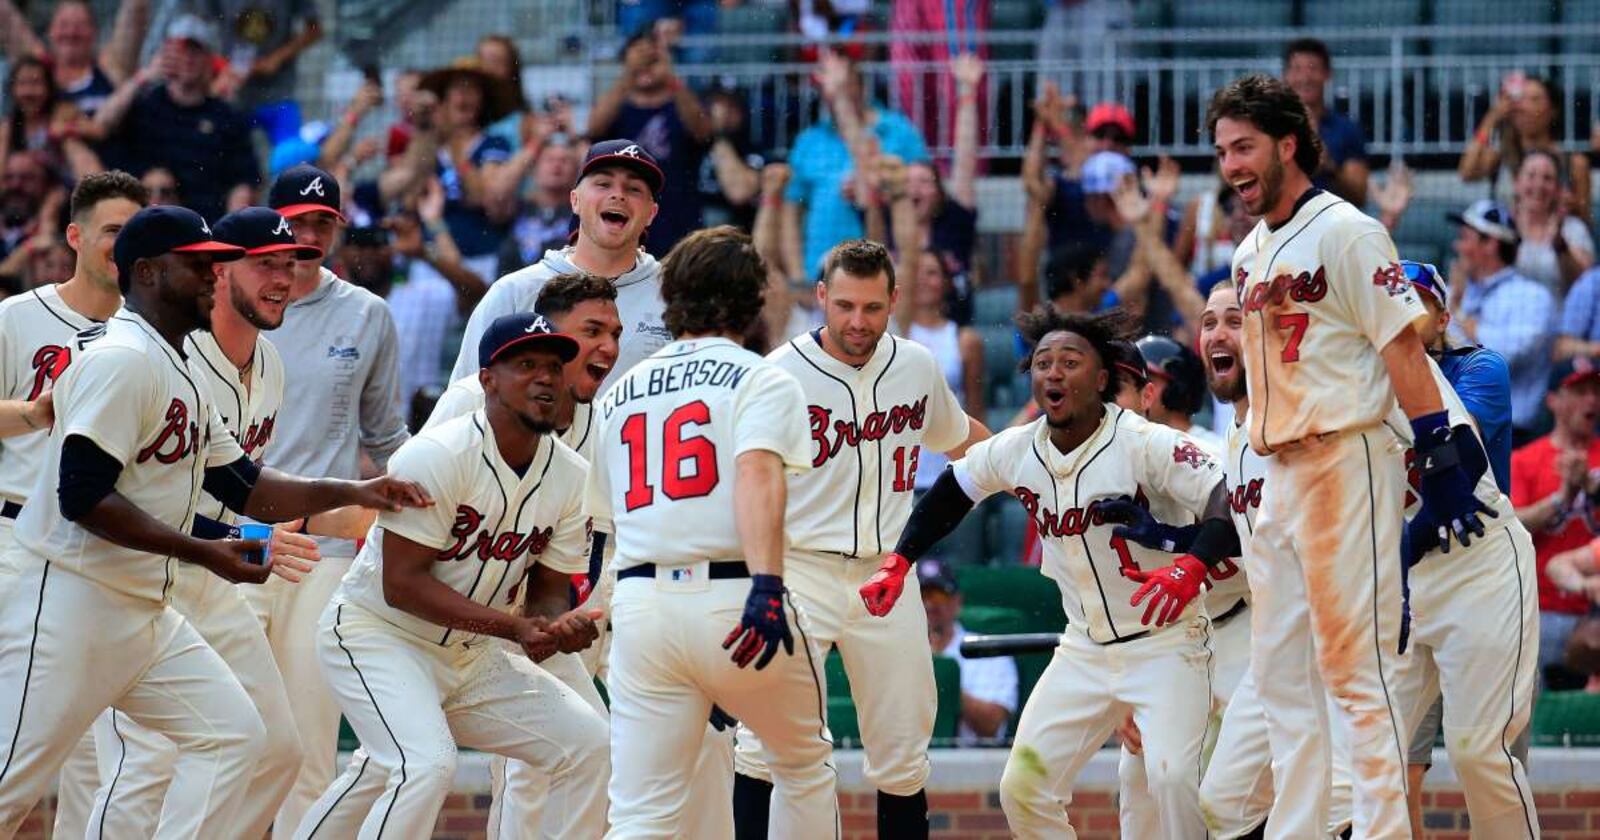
[617,144,643,158]
[526,315,551,334]
[272,216,292,236]
[300,176,326,197]
[200,219,211,235]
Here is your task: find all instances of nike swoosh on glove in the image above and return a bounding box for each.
[1411,412,1498,551]
[723,574,795,670]
[1127,555,1209,626]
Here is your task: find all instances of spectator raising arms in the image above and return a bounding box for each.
[1511,149,1594,294]
[699,88,764,232]
[199,0,322,107]
[0,0,151,117]
[94,16,260,220]
[785,49,930,283]
[1282,37,1368,206]
[588,31,711,256]
[1460,72,1592,222]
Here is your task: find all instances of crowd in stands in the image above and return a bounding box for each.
[2,0,1600,702]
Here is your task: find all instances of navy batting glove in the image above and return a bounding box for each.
[1402,510,1440,569]
[723,574,795,670]
[709,704,739,732]
[1411,412,1497,551]
[1101,496,1200,554]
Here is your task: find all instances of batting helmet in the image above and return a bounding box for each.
[1135,334,1206,416]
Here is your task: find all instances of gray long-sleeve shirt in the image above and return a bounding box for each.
[264,267,410,557]
[449,247,670,391]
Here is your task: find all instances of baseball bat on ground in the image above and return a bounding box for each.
[958,633,1062,658]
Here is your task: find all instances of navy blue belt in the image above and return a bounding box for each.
[0,501,20,520]
[618,561,750,581]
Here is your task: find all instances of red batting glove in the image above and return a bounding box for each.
[1128,555,1209,627]
[859,553,912,617]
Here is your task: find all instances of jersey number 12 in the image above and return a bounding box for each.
[620,401,720,511]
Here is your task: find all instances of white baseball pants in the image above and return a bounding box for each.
[734,551,934,797]
[0,559,265,838]
[1119,602,1251,840]
[246,554,353,838]
[1392,515,1540,838]
[303,602,609,840]
[88,567,302,838]
[606,570,836,839]
[0,517,98,840]
[1250,427,1411,839]
[999,620,1214,839]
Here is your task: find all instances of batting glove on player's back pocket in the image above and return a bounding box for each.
[1411,412,1498,551]
[724,574,795,670]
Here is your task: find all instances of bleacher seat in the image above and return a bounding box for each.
[1429,0,1555,56]
[715,4,790,65]
[956,565,1066,633]
[1530,690,1600,746]
[931,656,962,741]
[973,285,1019,326]
[979,324,1023,409]
[990,0,1043,61]
[823,646,965,745]
[1303,0,1423,32]
[1171,1,1294,58]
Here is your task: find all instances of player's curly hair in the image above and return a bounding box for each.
[535,272,617,319]
[1206,73,1323,180]
[660,225,767,339]
[1015,305,1137,401]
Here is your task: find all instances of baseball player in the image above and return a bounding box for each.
[734,238,986,838]
[1385,268,1540,837]
[450,139,672,391]
[83,206,328,838]
[0,170,146,838]
[883,305,1236,838]
[255,163,413,835]
[0,205,426,837]
[586,226,836,838]
[1112,331,1250,840]
[302,313,610,840]
[312,273,623,840]
[1113,282,1356,838]
[1142,74,1485,838]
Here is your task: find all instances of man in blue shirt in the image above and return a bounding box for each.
[1449,200,1556,446]
[784,52,929,281]
[1284,38,1368,206]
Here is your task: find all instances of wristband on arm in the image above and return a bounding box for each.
[1185,517,1242,567]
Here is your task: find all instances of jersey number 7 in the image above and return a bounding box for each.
[620,401,720,511]
[1275,312,1310,363]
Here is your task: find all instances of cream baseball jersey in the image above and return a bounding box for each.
[585,337,811,568]
[1143,431,1251,612]
[1231,190,1427,454]
[13,310,245,602]
[0,285,101,503]
[185,331,284,524]
[767,330,969,557]
[424,375,598,461]
[337,411,590,645]
[952,406,1223,642]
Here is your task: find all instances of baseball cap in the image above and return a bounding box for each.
[212,207,323,260]
[1446,199,1519,245]
[1085,102,1135,139]
[478,313,580,369]
[1081,151,1136,195]
[916,559,959,596]
[1400,260,1446,306]
[1107,339,1149,386]
[166,14,218,52]
[113,206,245,281]
[580,139,665,198]
[268,164,345,222]
[1550,356,1600,392]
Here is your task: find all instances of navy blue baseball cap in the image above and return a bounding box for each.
[580,139,664,197]
[113,206,246,281]
[212,207,323,260]
[916,558,959,595]
[479,313,580,369]
[269,163,345,221]
[1400,260,1445,306]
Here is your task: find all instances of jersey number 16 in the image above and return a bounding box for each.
[619,401,721,511]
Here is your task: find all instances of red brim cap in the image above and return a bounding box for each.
[488,333,581,365]
[242,242,324,260]
[274,203,347,222]
[172,241,247,261]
